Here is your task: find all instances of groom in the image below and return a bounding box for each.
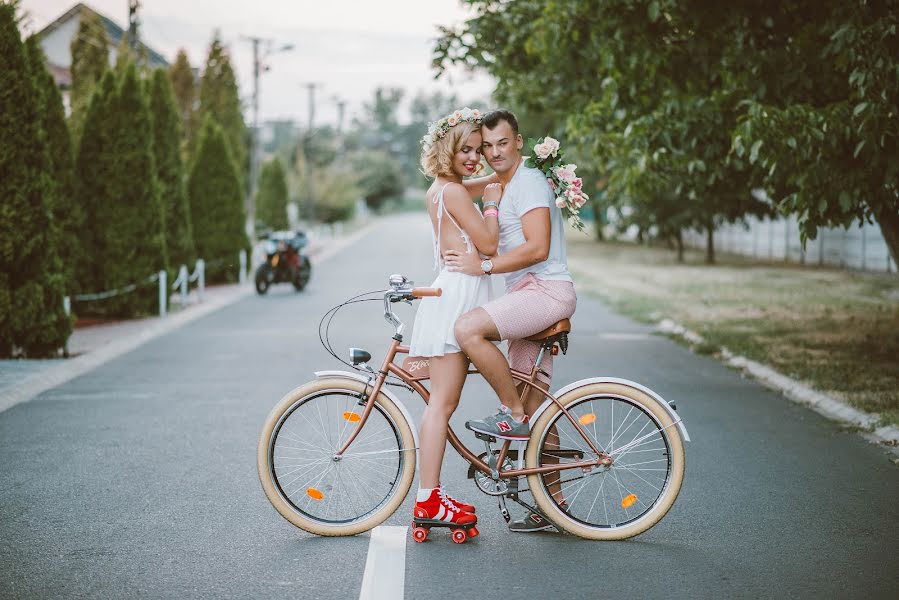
[446,109,577,442]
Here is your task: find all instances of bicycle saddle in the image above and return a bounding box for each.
[524,319,571,351]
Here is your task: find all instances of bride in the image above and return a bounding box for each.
[407,108,500,529]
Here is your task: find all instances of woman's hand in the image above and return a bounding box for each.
[483,182,503,205]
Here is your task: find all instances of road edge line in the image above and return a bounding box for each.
[359,525,408,600]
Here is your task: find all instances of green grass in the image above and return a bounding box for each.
[567,235,899,427]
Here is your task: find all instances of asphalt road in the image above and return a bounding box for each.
[1,214,897,600]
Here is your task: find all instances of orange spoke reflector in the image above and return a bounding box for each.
[343,411,361,422]
[621,494,637,509]
[578,413,597,425]
[307,488,324,501]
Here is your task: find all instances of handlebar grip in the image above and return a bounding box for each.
[411,287,442,298]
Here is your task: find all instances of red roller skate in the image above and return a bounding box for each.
[411,487,479,543]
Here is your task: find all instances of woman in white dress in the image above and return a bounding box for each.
[407,108,503,524]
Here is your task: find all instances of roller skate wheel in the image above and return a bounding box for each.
[451,529,467,544]
[411,527,429,542]
[468,527,479,538]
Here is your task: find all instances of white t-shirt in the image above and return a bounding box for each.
[497,163,572,289]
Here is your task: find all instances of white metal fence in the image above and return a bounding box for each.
[682,215,895,272]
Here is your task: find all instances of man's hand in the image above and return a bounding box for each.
[483,182,503,205]
[444,250,484,276]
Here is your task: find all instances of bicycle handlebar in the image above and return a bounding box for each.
[411,287,442,298]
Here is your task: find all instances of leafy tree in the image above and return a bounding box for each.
[351,151,406,211]
[96,63,167,316]
[732,1,899,264]
[188,116,249,283]
[313,167,358,225]
[256,157,290,230]
[168,49,196,151]
[0,4,70,356]
[149,68,195,271]
[69,7,109,139]
[194,33,247,184]
[24,35,83,293]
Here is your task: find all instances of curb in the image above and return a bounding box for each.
[0,219,378,415]
[656,319,899,456]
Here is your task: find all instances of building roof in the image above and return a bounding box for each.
[37,2,169,68]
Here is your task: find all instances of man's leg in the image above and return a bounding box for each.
[454,307,526,420]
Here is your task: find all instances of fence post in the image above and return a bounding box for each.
[63,295,71,317]
[197,259,205,302]
[158,270,167,317]
[178,264,189,307]
[239,250,247,284]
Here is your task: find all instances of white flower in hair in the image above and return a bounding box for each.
[421,106,484,148]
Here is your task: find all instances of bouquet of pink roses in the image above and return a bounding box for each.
[524,136,588,232]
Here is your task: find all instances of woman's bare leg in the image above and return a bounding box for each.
[418,352,470,489]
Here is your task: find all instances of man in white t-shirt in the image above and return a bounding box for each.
[445,110,577,446]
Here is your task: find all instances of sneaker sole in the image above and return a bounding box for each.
[466,423,529,441]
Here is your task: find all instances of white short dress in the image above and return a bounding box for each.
[408,183,493,357]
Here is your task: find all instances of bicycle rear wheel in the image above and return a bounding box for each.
[525,382,685,540]
[257,378,416,536]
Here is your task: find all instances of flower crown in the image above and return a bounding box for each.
[420,107,483,150]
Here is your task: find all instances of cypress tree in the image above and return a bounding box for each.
[74,70,117,294]
[169,49,196,151]
[100,63,168,316]
[24,35,83,294]
[256,157,290,230]
[69,8,109,140]
[149,68,195,271]
[188,116,249,283]
[194,34,247,182]
[0,5,70,357]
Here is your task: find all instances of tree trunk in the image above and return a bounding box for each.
[676,229,685,263]
[705,221,715,264]
[591,197,605,241]
[875,206,899,270]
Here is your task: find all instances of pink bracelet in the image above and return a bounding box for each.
[483,208,498,218]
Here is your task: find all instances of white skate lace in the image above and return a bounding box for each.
[438,488,460,512]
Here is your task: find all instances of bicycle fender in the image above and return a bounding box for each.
[314,370,420,448]
[534,377,690,442]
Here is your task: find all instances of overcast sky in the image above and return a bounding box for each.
[20,0,496,126]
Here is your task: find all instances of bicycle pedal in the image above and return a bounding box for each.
[470,430,497,444]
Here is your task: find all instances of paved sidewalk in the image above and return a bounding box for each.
[0,219,377,414]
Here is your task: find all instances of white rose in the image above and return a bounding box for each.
[554,165,576,183]
[555,196,567,208]
[543,137,561,156]
[534,142,551,160]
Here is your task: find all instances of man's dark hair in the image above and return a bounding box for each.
[482,109,519,136]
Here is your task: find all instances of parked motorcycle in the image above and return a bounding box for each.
[255,230,312,295]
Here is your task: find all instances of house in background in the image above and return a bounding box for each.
[35,2,169,112]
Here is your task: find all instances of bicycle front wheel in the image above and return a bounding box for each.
[257,377,417,536]
[525,382,685,540]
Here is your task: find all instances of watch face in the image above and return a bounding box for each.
[481,259,493,273]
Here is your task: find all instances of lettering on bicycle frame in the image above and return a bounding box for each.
[401,356,431,379]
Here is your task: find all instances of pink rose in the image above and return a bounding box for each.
[572,177,582,189]
[554,165,576,184]
[555,196,567,208]
[574,195,587,208]
[447,116,458,126]
[543,137,560,157]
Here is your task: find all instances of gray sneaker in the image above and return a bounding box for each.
[508,509,553,532]
[466,407,529,440]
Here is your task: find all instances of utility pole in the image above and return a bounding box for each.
[302,82,322,223]
[241,36,293,238]
[334,96,347,158]
[127,1,140,55]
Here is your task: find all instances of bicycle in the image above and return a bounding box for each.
[257,274,690,541]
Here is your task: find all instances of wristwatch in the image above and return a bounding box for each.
[480,258,493,274]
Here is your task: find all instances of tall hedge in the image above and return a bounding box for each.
[24,35,83,294]
[188,116,249,283]
[149,68,195,271]
[0,5,70,357]
[69,8,109,141]
[256,157,289,230]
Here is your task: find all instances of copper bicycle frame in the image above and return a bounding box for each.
[335,337,611,479]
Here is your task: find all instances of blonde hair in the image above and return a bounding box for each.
[420,121,482,178]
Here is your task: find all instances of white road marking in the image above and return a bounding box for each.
[598,332,653,341]
[359,525,408,600]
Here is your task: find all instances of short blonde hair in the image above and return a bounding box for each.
[420,121,482,178]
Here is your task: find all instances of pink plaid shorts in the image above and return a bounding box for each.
[481,273,577,384]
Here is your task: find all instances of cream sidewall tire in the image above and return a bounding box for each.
[525,383,685,541]
[257,378,417,536]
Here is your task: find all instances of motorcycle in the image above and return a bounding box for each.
[254,230,312,295]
